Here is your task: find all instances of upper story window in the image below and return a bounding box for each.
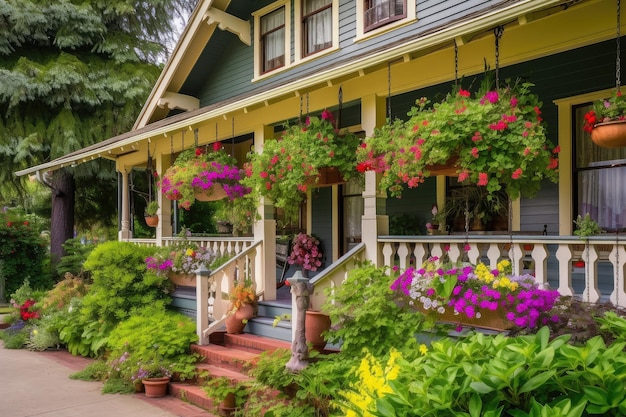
[261,7,286,73]
[364,0,406,32]
[302,0,333,57]
[253,1,291,80]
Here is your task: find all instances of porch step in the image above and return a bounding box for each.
[170,335,293,414]
[246,299,292,342]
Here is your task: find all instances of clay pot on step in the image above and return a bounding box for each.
[305,310,331,351]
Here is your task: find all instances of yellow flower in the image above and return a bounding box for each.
[185,248,194,256]
[419,344,428,355]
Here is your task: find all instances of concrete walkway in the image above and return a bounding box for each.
[0,341,211,417]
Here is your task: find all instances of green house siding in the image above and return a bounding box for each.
[185,0,521,109]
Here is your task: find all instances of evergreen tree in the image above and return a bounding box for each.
[0,0,195,265]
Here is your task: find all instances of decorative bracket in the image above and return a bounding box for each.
[205,7,251,46]
[157,92,200,112]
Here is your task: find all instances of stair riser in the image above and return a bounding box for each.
[256,303,291,318]
[246,319,291,342]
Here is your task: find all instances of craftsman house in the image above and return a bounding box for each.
[16,0,626,343]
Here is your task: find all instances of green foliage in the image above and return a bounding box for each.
[81,241,171,325]
[341,327,626,416]
[69,360,110,382]
[25,315,61,351]
[322,261,426,357]
[55,296,114,357]
[39,273,89,312]
[0,328,29,349]
[0,212,52,295]
[574,213,602,238]
[107,306,197,361]
[249,348,299,394]
[102,377,135,395]
[203,377,249,410]
[55,238,96,279]
[244,112,360,223]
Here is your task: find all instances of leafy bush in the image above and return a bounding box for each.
[107,306,197,360]
[322,261,426,357]
[81,241,171,324]
[340,326,626,416]
[39,273,89,312]
[0,212,52,294]
[55,238,96,279]
[55,297,112,357]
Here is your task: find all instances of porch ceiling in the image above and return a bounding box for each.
[14,0,600,177]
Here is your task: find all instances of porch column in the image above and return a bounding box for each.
[361,94,388,266]
[118,169,132,241]
[155,152,173,245]
[253,124,277,301]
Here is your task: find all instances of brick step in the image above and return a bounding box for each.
[168,383,219,415]
[191,343,259,372]
[224,333,292,353]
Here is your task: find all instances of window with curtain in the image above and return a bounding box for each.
[575,103,626,230]
[302,0,332,57]
[363,0,406,32]
[261,7,286,73]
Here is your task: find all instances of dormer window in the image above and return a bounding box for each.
[364,0,406,32]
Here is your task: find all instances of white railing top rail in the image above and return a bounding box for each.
[310,242,367,286]
[378,235,624,245]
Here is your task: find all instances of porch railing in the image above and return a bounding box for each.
[378,235,626,307]
[126,236,254,258]
[198,240,264,344]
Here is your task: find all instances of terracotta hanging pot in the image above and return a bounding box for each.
[590,120,626,148]
[194,183,228,201]
[144,215,159,227]
[425,156,459,177]
[168,273,196,288]
[142,377,170,398]
[317,166,345,185]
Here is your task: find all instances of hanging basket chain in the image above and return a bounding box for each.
[617,0,621,90]
[454,39,459,87]
[387,61,392,121]
[494,26,504,90]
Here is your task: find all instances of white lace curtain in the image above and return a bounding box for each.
[261,7,285,70]
[576,106,626,230]
[304,0,332,54]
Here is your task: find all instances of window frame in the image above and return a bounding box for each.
[355,0,416,41]
[294,0,339,63]
[253,1,291,81]
[363,0,407,32]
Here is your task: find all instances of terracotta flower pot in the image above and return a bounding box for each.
[169,273,196,288]
[305,310,331,351]
[590,120,626,148]
[225,303,255,334]
[142,377,170,398]
[425,156,459,177]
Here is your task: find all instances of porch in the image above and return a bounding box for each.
[129,232,626,346]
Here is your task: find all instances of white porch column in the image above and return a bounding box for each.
[118,169,132,241]
[253,124,277,301]
[155,153,173,245]
[361,94,388,266]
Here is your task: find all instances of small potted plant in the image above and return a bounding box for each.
[287,233,323,278]
[225,279,256,334]
[145,229,216,286]
[136,360,173,398]
[203,376,249,416]
[426,204,446,235]
[583,89,626,148]
[144,200,159,227]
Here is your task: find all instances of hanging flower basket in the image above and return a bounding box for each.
[357,79,560,200]
[590,120,626,148]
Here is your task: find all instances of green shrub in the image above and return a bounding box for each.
[69,360,110,381]
[107,306,197,360]
[55,238,96,279]
[340,327,626,416]
[39,273,89,313]
[0,212,52,295]
[81,241,170,324]
[55,297,112,357]
[322,261,426,357]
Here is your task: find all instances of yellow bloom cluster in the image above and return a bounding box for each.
[341,346,428,416]
[474,260,518,291]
